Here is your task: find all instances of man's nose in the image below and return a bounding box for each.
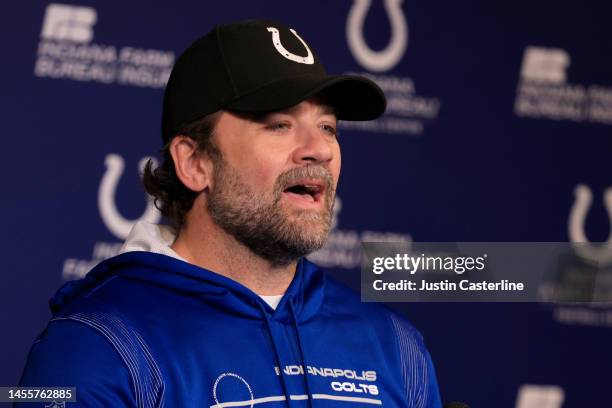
[292,126,335,165]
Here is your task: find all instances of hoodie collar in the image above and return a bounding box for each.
[119,222,280,309]
[51,223,326,324]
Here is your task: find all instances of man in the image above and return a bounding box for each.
[19,20,442,407]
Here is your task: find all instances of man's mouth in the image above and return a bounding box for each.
[282,179,326,204]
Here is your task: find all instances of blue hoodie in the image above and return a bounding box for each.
[18,228,442,407]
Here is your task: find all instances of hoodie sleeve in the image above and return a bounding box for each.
[389,314,443,408]
[17,319,136,407]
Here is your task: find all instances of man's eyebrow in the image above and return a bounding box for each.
[319,105,337,116]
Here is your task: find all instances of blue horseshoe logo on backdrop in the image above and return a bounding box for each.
[98,154,161,240]
[347,0,408,72]
[568,184,612,264]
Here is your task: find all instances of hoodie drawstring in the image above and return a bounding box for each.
[289,299,314,408]
[257,302,292,407]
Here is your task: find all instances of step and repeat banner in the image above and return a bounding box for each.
[1,0,611,406]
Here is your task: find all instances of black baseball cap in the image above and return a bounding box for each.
[161,19,386,143]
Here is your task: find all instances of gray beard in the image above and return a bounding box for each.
[207,158,335,267]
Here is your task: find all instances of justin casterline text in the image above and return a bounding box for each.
[370,254,525,292]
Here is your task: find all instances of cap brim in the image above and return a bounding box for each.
[223,75,386,121]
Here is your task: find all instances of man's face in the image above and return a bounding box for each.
[205,98,341,266]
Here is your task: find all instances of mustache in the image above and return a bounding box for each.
[274,165,335,198]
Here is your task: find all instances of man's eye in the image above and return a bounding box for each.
[321,124,338,137]
[267,122,290,132]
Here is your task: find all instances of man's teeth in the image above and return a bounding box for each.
[303,185,321,194]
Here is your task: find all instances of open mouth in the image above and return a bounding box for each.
[282,180,325,204]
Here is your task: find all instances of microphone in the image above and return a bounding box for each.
[444,403,470,408]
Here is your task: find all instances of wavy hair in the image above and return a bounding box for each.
[143,112,221,229]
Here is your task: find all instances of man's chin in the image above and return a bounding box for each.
[281,209,330,235]
[284,223,331,251]
[258,232,328,267]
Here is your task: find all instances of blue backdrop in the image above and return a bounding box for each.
[2,1,611,407]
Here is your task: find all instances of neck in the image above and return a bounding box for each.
[171,200,296,296]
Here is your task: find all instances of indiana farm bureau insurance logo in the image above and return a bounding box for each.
[342,0,441,136]
[35,3,174,88]
[515,46,612,125]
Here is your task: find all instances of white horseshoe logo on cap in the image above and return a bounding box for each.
[98,153,161,240]
[568,184,612,264]
[347,0,408,72]
[266,27,314,65]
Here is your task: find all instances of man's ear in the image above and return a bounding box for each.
[169,135,212,192]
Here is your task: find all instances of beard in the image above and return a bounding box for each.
[206,156,335,267]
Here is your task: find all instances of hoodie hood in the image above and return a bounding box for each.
[118,221,185,261]
[50,223,326,325]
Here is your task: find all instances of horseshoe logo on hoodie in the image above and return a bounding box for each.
[568,184,612,264]
[212,373,254,408]
[346,0,408,72]
[267,27,314,65]
[98,153,161,240]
